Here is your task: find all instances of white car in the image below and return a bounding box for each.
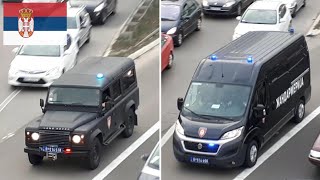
[260,0,306,17]
[67,7,92,49]
[8,35,78,87]
[138,142,160,180]
[233,1,292,40]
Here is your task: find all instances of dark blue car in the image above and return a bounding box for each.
[161,0,202,47]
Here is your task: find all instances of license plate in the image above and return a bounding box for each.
[190,157,209,165]
[40,146,63,153]
[210,7,221,10]
[23,77,39,82]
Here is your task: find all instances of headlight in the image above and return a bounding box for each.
[94,3,104,12]
[72,134,84,144]
[223,1,236,7]
[220,126,243,140]
[46,67,60,76]
[31,132,40,141]
[175,120,184,135]
[167,27,177,35]
[310,150,320,158]
[202,0,209,7]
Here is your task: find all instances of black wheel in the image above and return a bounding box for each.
[292,99,305,123]
[237,3,242,16]
[167,52,174,69]
[28,153,43,165]
[99,11,107,25]
[87,138,102,170]
[195,18,202,31]
[292,6,297,18]
[122,108,136,138]
[244,140,258,168]
[174,32,183,47]
[302,0,306,7]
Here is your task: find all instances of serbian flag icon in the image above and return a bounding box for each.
[3,3,67,45]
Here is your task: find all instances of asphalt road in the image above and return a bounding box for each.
[161,0,320,179]
[0,1,159,180]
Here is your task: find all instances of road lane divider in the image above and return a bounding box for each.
[233,106,320,180]
[0,89,22,113]
[161,124,175,148]
[92,121,160,180]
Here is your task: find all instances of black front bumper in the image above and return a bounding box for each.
[24,147,88,158]
[202,5,238,16]
[172,132,247,168]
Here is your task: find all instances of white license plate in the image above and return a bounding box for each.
[40,146,63,153]
[190,157,209,164]
[210,7,221,10]
[23,77,40,82]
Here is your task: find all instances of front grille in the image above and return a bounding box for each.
[184,141,220,153]
[39,130,70,147]
[17,78,46,84]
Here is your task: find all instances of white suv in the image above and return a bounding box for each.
[233,1,292,40]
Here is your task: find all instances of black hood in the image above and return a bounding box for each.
[161,20,179,33]
[39,111,98,131]
[180,115,242,140]
[207,0,228,6]
[70,0,103,11]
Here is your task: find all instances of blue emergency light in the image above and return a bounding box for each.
[210,54,217,61]
[96,73,104,79]
[289,28,295,34]
[208,143,215,147]
[247,56,253,63]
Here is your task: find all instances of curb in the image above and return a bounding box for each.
[306,12,320,37]
[128,38,159,60]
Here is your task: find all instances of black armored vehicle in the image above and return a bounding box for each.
[24,57,139,169]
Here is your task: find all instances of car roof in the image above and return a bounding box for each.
[161,0,186,6]
[67,7,83,17]
[248,1,282,10]
[193,31,303,86]
[52,57,135,89]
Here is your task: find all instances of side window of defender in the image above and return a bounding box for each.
[102,88,112,111]
[122,69,136,91]
[111,80,121,100]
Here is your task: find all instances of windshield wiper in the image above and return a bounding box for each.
[200,114,234,122]
[184,107,209,120]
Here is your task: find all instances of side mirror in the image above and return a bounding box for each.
[12,47,19,54]
[253,104,266,119]
[177,97,184,111]
[236,16,241,21]
[40,99,45,113]
[80,22,86,29]
[141,154,149,161]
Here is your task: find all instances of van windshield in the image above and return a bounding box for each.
[182,82,251,121]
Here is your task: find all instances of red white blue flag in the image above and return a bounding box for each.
[3,3,67,45]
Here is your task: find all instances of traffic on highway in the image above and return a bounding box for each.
[161,0,320,180]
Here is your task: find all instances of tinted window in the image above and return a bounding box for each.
[242,10,277,24]
[161,4,180,21]
[182,82,251,119]
[188,1,197,14]
[122,69,136,91]
[112,80,121,99]
[279,5,286,19]
[48,87,100,106]
[18,45,60,57]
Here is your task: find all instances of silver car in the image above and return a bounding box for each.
[261,0,306,17]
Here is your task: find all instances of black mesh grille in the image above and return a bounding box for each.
[39,131,70,147]
[17,78,46,84]
[184,141,219,153]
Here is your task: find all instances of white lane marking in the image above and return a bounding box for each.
[1,132,15,140]
[161,124,175,148]
[0,89,22,113]
[92,121,160,180]
[233,106,320,180]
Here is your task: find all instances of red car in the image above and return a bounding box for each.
[309,135,320,166]
[161,34,174,71]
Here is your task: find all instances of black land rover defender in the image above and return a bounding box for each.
[24,57,139,170]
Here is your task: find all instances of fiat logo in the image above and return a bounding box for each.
[197,143,203,150]
[198,127,207,138]
[214,2,218,5]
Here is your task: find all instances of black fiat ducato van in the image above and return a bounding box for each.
[173,31,311,168]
